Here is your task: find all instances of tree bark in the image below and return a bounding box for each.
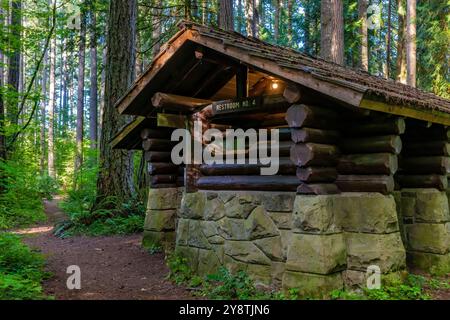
[218,0,234,31]
[89,7,98,149]
[246,0,259,38]
[396,0,407,83]
[273,0,280,42]
[75,10,86,174]
[320,0,344,65]
[96,0,137,203]
[7,0,21,126]
[358,0,369,71]
[47,1,56,179]
[0,3,6,161]
[152,0,162,57]
[406,0,416,87]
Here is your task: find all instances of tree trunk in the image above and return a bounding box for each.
[47,4,56,179]
[396,0,407,83]
[40,50,48,174]
[386,0,392,78]
[273,0,280,43]
[406,0,416,87]
[75,11,86,174]
[287,0,293,45]
[89,8,98,149]
[358,0,368,71]
[152,0,162,57]
[7,0,21,126]
[246,0,259,38]
[218,0,234,31]
[96,0,137,204]
[320,0,344,65]
[0,3,6,161]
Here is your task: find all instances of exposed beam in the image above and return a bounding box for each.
[152,92,212,113]
[236,65,248,99]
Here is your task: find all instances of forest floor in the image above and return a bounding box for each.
[17,198,195,300]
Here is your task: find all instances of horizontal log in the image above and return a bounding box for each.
[196,175,299,192]
[291,128,340,144]
[338,153,398,175]
[343,118,405,136]
[148,162,179,175]
[397,174,448,191]
[150,174,178,185]
[400,156,450,175]
[341,135,402,154]
[297,183,341,195]
[290,143,339,167]
[145,151,172,162]
[285,104,338,129]
[140,128,173,140]
[142,138,175,151]
[336,175,395,194]
[152,92,211,113]
[248,141,293,157]
[149,183,178,189]
[297,167,338,183]
[199,159,296,176]
[402,141,450,156]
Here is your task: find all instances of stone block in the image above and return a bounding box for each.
[204,197,226,221]
[246,264,273,287]
[268,211,292,230]
[282,271,343,298]
[345,232,406,273]
[259,192,295,212]
[175,218,189,246]
[292,195,341,234]
[142,230,175,250]
[336,193,399,234]
[224,240,271,265]
[147,188,179,210]
[244,207,280,240]
[144,209,176,232]
[218,217,249,240]
[254,236,284,262]
[279,230,292,261]
[224,255,248,274]
[197,249,221,276]
[405,223,450,254]
[187,220,211,249]
[175,246,199,273]
[407,251,450,276]
[224,194,259,219]
[286,233,346,274]
[180,192,206,220]
[414,190,450,223]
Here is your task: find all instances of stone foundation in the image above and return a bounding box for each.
[174,191,408,295]
[396,189,450,275]
[142,188,183,251]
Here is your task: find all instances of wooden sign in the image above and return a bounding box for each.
[212,96,263,115]
[157,113,186,128]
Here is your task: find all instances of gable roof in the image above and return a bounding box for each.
[115,20,450,125]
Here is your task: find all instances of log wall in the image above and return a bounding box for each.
[397,123,450,191]
[336,117,404,195]
[286,104,341,195]
[141,127,185,189]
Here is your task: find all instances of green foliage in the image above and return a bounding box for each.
[146,243,163,255]
[166,252,193,285]
[0,233,49,300]
[0,159,46,230]
[59,149,146,237]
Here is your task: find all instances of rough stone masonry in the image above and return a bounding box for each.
[143,188,450,296]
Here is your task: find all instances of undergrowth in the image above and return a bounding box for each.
[0,159,52,230]
[58,152,146,237]
[0,233,50,300]
[166,252,447,300]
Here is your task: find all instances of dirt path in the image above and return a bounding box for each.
[20,198,195,300]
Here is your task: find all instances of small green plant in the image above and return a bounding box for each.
[0,233,50,300]
[166,252,193,285]
[204,267,259,300]
[147,244,163,255]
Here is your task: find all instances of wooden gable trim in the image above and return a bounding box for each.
[360,97,450,126]
[189,30,366,109]
[115,29,195,115]
[111,116,146,149]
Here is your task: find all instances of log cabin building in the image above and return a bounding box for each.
[112,21,450,294]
